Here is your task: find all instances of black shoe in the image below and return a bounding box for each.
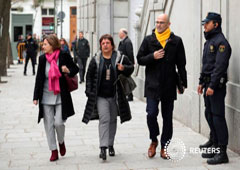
[24,73,27,76]
[99,147,107,160]
[109,146,115,156]
[199,139,213,149]
[33,73,35,76]
[207,146,229,165]
[201,145,217,158]
[202,151,216,158]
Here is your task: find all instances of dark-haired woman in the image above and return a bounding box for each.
[82,34,134,161]
[33,34,79,161]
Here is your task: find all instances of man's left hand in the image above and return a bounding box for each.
[206,87,214,96]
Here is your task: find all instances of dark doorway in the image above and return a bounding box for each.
[26,25,32,35]
[14,26,23,42]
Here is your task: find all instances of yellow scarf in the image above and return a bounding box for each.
[155,28,171,48]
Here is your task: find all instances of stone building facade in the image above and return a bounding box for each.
[77,0,240,154]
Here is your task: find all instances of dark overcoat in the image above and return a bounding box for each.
[33,51,79,123]
[82,50,134,124]
[137,30,187,101]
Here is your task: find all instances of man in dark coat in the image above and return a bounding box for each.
[24,33,38,75]
[198,12,231,165]
[118,28,135,101]
[137,14,187,159]
[74,31,90,83]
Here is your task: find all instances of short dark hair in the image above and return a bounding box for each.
[99,34,115,51]
[44,34,61,51]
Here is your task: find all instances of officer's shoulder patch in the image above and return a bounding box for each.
[209,45,215,53]
[219,45,225,53]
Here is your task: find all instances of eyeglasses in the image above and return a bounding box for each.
[155,21,167,25]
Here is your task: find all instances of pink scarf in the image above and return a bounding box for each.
[46,49,61,95]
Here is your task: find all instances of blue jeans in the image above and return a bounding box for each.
[146,98,174,149]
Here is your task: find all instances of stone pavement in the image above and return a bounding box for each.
[0,63,239,170]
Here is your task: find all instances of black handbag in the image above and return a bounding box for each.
[176,72,184,94]
[117,74,137,96]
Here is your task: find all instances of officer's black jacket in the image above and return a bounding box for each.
[137,29,187,101]
[118,36,135,64]
[25,38,38,56]
[199,27,231,89]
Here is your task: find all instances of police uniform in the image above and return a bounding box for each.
[199,12,231,164]
[24,35,38,75]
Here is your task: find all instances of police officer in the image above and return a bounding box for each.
[118,28,135,101]
[198,12,231,165]
[24,33,38,76]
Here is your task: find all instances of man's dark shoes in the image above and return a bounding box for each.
[99,147,107,160]
[199,139,213,149]
[109,146,115,156]
[148,141,158,158]
[207,146,229,165]
[79,80,84,84]
[161,149,169,159]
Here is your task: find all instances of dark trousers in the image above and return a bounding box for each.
[204,85,228,146]
[146,98,174,149]
[24,54,35,74]
[77,57,87,82]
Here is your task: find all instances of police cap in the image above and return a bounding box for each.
[202,12,222,25]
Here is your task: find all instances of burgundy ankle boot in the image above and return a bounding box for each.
[59,142,66,156]
[50,149,58,161]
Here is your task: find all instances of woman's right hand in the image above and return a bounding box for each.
[33,100,38,105]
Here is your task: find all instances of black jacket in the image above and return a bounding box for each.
[74,38,90,58]
[25,38,38,57]
[118,36,135,64]
[199,27,231,89]
[33,51,79,123]
[137,30,187,101]
[82,51,134,124]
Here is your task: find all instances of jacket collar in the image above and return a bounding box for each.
[121,36,128,43]
[94,50,121,69]
[204,26,222,40]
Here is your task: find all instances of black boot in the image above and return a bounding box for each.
[201,144,217,158]
[109,146,115,156]
[207,146,229,165]
[99,147,107,160]
[199,139,213,149]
